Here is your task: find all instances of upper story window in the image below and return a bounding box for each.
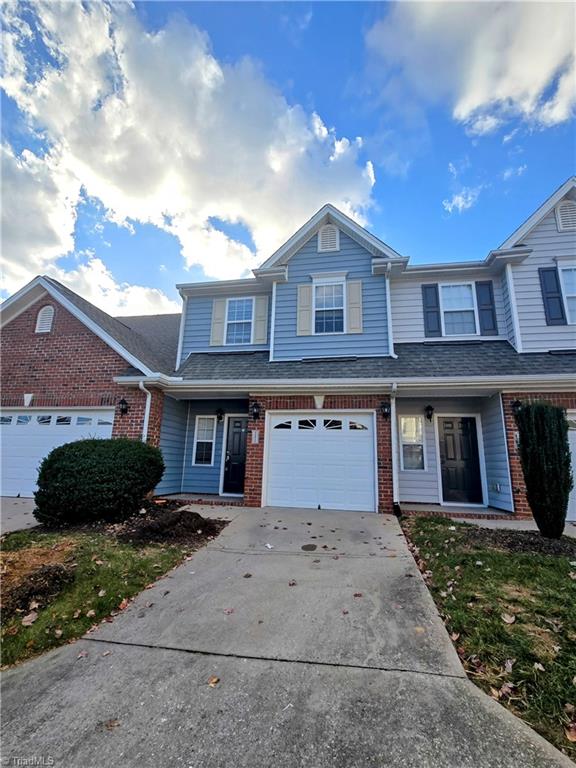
[559,267,576,324]
[318,224,340,252]
[399,416,426,471]
[555,200,576,232]
[439,283,478,336]
[226,297,253,345]
[314,282,344,334]
[35,305,54,333]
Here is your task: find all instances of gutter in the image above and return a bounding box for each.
[138,381,152,442]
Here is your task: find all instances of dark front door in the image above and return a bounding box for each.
[438,417,483,504]
[223,417,248,494]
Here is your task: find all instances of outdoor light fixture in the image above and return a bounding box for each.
[216,408,225,423]
[511,400,523,417]
[380,401,391,419]
[251,401,261,420]
[424,404,434,422]
[118,398,130,416]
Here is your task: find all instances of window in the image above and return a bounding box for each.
[56,416,72,425]
[274,420,292,430]
[226,298,253,345]
[559,267,576,324]
[440,284,477,335]
[35,305,54,333]
[193,416,216,465]
[349,420,368,431]
[314,283,344,334]
[323,419,342,430]
[0,415,13,425]
[298,418,316,430]
[77,416,93,425]
[399,416,425,471]
[16,415,32,425]
[36,415,52,425]
[97,416,113,426]
[318,224,340,252]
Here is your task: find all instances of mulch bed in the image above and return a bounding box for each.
[461,526,576,557]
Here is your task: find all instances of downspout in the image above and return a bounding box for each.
[139,381,152,442]
[390,382,400,510]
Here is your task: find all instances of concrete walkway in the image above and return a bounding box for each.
[452,516,576,540]
[0,497,38,534]
[2,507,571,767]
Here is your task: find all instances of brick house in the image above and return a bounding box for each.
[1,178,575,521]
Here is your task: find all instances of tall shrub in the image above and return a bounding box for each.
[514,402,573,538]
[34,438,165,526]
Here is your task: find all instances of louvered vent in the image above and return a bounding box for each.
[318,224,340,252]
[556,200,576,231]
[35,305,54,333]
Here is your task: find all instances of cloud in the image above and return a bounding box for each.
[501,164,527,181]
[366,2,575,135]
[1,1,374,311]
[442,186,483,215]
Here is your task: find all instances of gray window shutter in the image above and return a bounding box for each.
[422,284,441,337]
[297,284,313,336]
[539,267,567,325]
[346,280,363,333]
[475,281,498,335]
[253,295,269,345]
[210,298,226,345]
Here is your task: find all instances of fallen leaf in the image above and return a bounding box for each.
[73,610,81,619]
[288,580,297,587]
[353,592,363,598]
[342,609,349,615]
[490,687,500,699]
[533,662,545,672]
[21,611,38,626]
[414,626,426,634]
[450,632,460,641]
[448,526,456,531]
[499,682,515,698]
[29,600,40,610]
[501,613,516,625]
[504,658,515,674]
[243,573,252,579]
[102,719,120,731]
[86,610,96,618]
[118,599,129,610]
[98,590,106,597]
[265,543,274,550]
[77,650,88,659]
[207,676,220,688]
[54,629,63,638]
[475,561,483,566]
[565,723,576,743]
[223,608,234,615]
[565,703,575,714]
[102,651,112,657]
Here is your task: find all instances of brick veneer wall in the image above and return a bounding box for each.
[0,297,163,446]
[501,392,576,518]
[243,394,393,513]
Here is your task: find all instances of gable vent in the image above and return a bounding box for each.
[318,224,340,252]
[35,305,54,333]
[556,200,576,231]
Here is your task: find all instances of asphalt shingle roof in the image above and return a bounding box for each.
[175,342,576,381]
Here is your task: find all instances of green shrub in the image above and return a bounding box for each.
[34,438,165,526]
[514,402,573,538]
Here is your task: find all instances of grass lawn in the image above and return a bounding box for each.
[1,529,187,667]
[402,516,576,759]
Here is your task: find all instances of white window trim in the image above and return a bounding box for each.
[438,282,479,337]
[312,279,347,336]
[398,415,427,472]
[225,296,255,346]
[558,266,576,325]
[192,415,217,467]
[317,224,340,252]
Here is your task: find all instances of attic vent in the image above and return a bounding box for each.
[318,224,340,252]
[556,200,576,231]
[35,305,54,334]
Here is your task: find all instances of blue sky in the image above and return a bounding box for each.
[2,1,575,314]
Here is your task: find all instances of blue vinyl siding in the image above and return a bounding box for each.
[273,231,389,360]
[181,295,271,358]
[481,395,513,512]
[181,399,249,494]
[156,396,188,495]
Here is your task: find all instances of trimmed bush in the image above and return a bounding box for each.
[514,402,573,539]
[34,438,165,526]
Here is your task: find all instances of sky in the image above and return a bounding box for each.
[1,1,575,315]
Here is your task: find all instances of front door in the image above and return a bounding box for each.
[223,417,248,494]
[438,417,483,504]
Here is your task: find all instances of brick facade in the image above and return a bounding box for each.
[0,297,163,446]
[501,392,576,518]
[243,394,393,513]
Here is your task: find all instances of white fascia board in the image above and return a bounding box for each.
[177,278,268,297]
[0,277,48,327]
[499,176,576,249]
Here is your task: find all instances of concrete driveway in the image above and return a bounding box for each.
[0,497,38,534]
[1,507,570,768]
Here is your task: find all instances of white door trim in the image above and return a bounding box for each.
[433,412,488,507]
[218,413,249,497]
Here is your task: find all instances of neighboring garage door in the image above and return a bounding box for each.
[568,411,576,523]
[265,412,376,512]
[0,409,115,497]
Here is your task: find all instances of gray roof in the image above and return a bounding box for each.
[175,342,576,381]
[43,277,180,374]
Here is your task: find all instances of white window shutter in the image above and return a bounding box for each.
[556,200,576,231]
[210,298,226,346]
[318,224,340,252]
[35,305,54,333]
[253,295,269,345]
[346,280,363,333]
[296,284,313,336]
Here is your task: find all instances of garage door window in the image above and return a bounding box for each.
[349,420,368,431]
[56,416,71,425]
[97,416,113,426]
[77,416,93,425]
[400,416,426,470]
[193,416,216,466]
[1,416,13,425]
[324,419,342,430]
[36,415,51,425]
[298,418,316,430]
[16,415,32,425]
[274,420,292,430]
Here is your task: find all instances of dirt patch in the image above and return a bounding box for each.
[461,527,576,556]
[520,623,560,660]
[115,506,227,546]
[1,539,76,594]
[500,583,538,604]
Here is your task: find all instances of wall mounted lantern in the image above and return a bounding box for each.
[380,401,391,419]
[424,404,435,422]
[511,400,523,418]
[118,398,130,417]
[251,401,261,421]
[216,408,225,423]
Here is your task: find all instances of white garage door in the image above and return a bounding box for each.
[0,409,115,497]
[265,412,376,512]
[567,411,576,522]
